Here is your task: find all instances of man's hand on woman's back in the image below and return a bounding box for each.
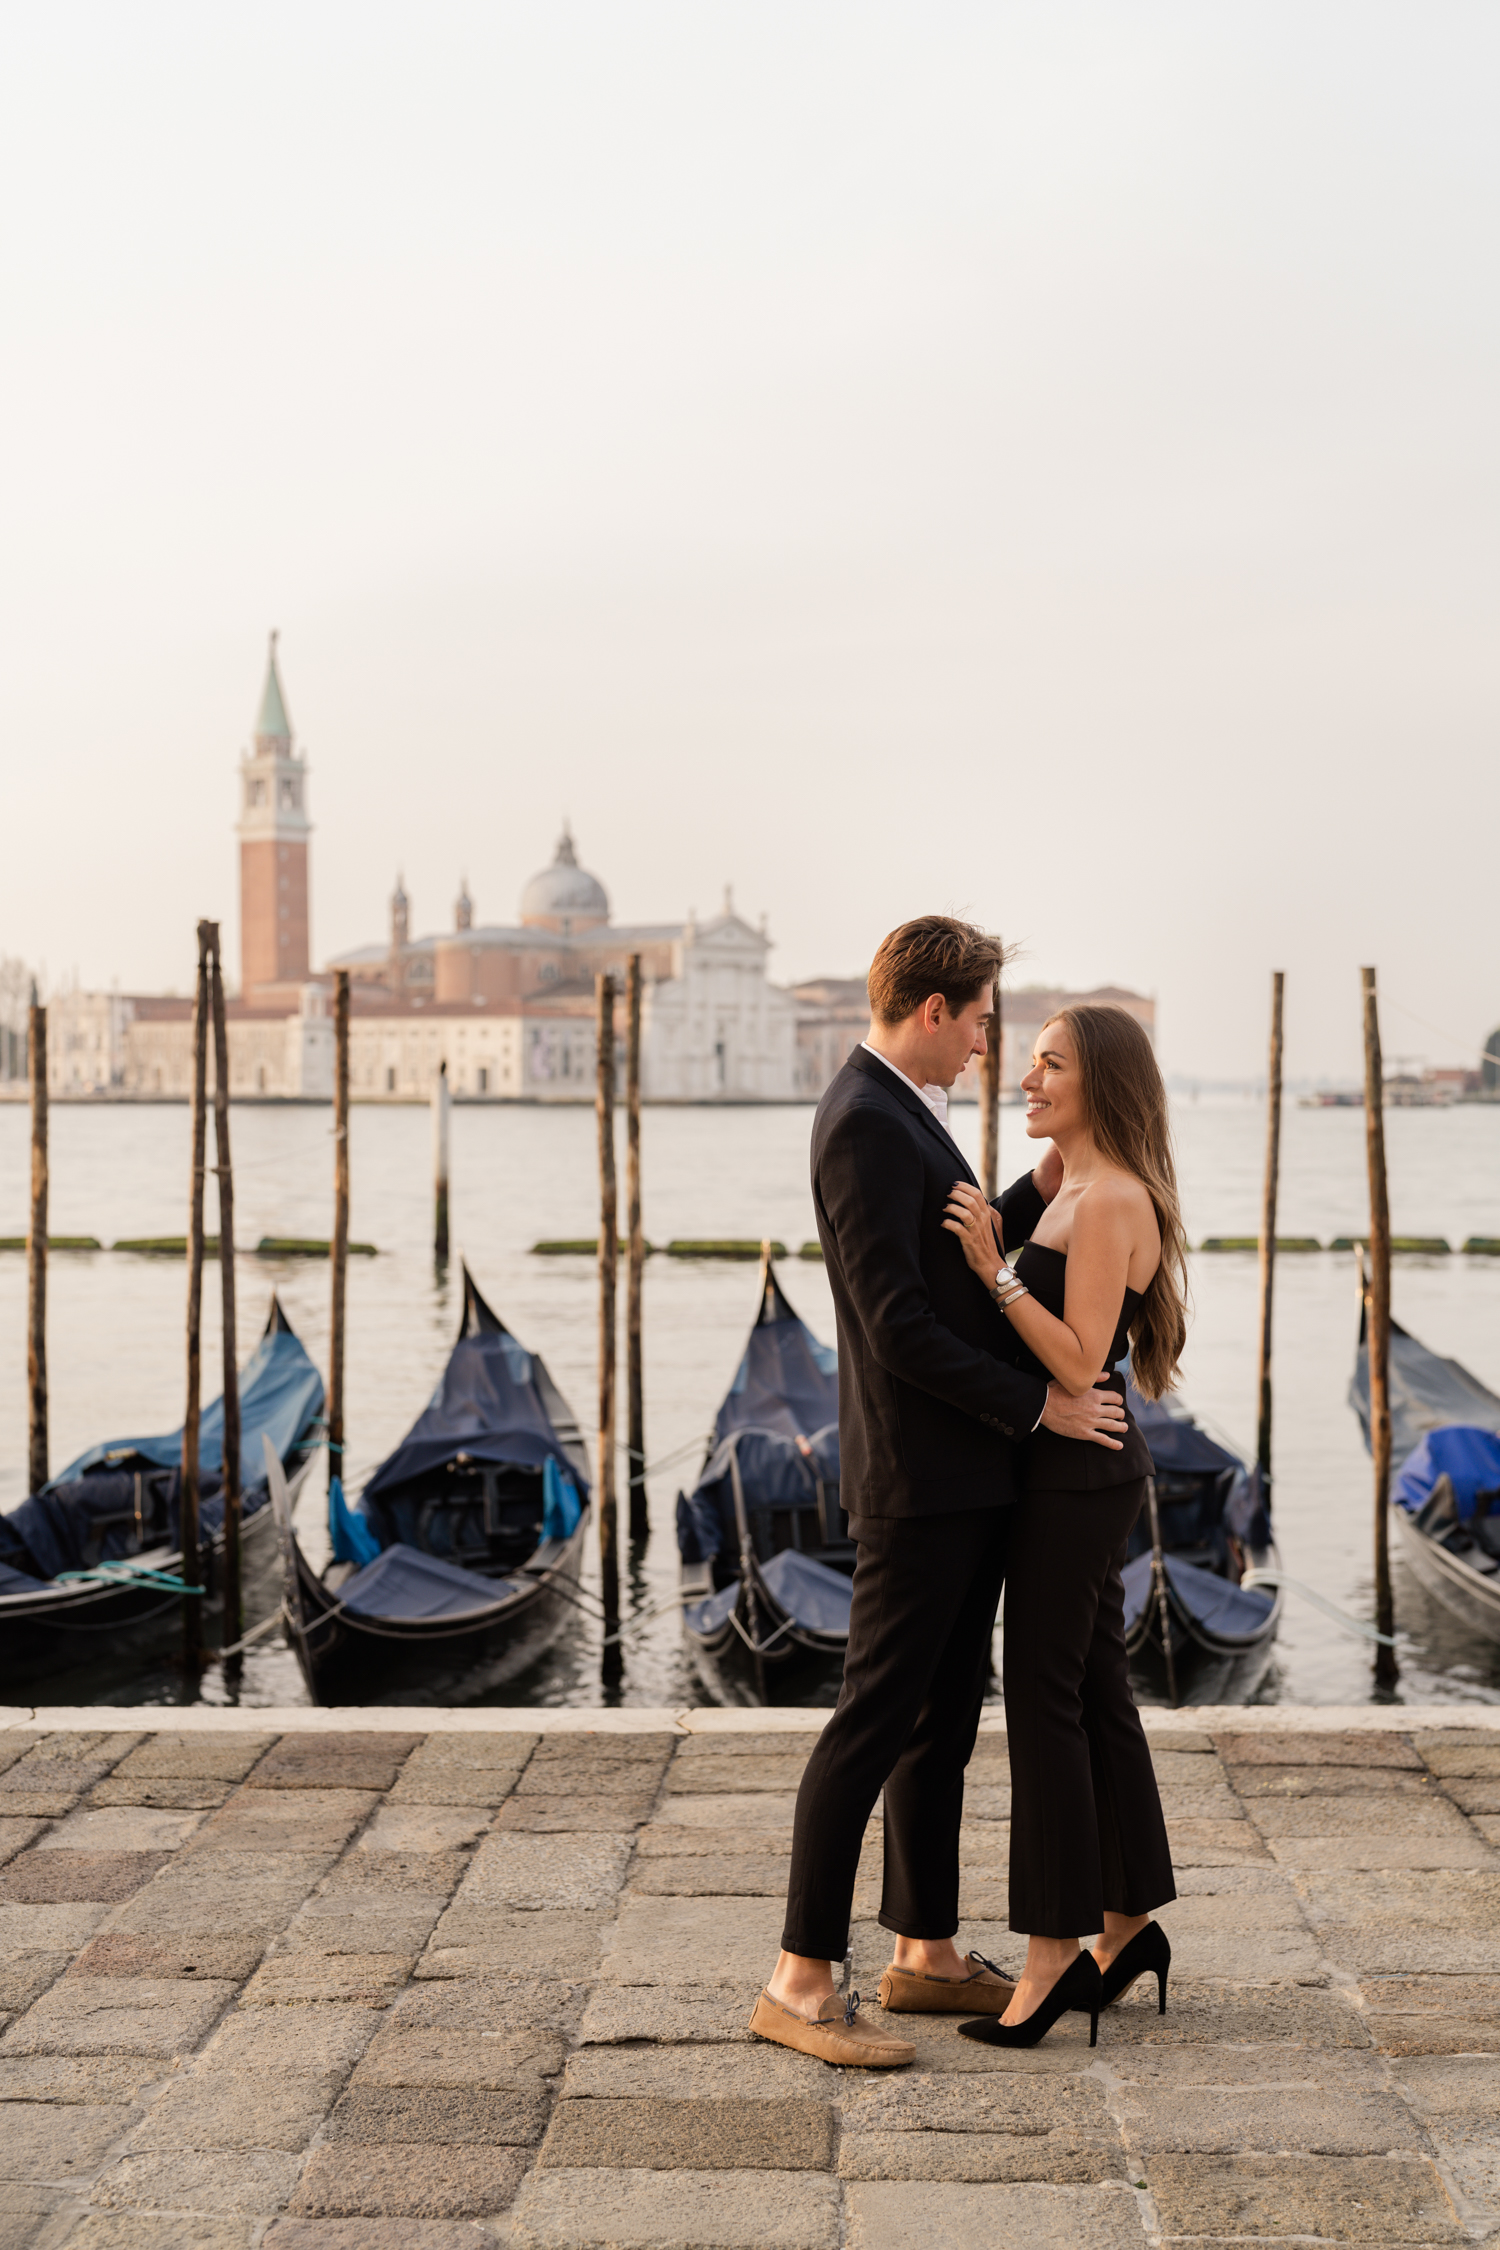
[1040,1380,1127,1449]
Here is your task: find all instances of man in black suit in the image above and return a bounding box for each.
[748,915,1128,2067]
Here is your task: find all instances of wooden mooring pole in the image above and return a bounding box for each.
[207,926,242,1663]
[596,972,619,1638]
[1255,971,1284,1498]
[978,977,1001,1201]
[1361,965,1399,1689]
[329,970,350,1502]
[26,995,48,1495]
[182,923,212,1671]
[433,1059,450,1264]
[625,954,647,1543]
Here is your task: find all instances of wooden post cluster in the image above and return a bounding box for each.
[1255,971,1284,1494]
[625,954,647,1543]
[206,925,242,1661]
[26,999,48,1496]
[182,924,212,1670]
[1361,965,1399,1688]
[596,972,619,1636]
[433,1060,451,1264]
[329,970,350,1502]
[978,983,1001,1201]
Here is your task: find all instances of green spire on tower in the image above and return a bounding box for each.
[255,630,292,742]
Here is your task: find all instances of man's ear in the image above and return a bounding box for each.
[923,993,947,1033]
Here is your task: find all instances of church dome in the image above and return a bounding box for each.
[520,825,610,931]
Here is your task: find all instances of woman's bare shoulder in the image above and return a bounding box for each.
[1074,1170,1156,1230]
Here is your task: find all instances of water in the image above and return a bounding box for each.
[3,1094,1500,1709]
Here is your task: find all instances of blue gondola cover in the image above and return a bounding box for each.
[1394,1426,1500,1521]
[364,1325,588,1507]
[337,1543,521,1622]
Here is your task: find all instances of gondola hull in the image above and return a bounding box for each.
[272,1458,590,1706]
[1394,1504,1500,1641]
[1122,1537,1283,1707]
[0,1459,314,1695]
[680,1554,848,1706]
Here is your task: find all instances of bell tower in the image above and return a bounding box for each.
[238,633,311,999]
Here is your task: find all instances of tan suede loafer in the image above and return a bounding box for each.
[877,1951,1017,2015]
[748,1988,916,2068]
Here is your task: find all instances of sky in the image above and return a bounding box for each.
[1,1,1496,1083]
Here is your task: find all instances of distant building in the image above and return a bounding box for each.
[237,633,312,1007]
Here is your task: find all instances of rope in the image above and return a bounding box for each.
[53,1561,203,1595]
[1240,1567,1399,1646]
[217,1607,288,1659]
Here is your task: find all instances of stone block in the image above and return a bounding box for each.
[321,1850,470,1898]
[493,1797,656,1834]
[1143,2151,1463,2240]
[1142,1925,1325,1982]
[1419,1742,1500,1779]
[0,1825,45,1870]
[1101,1984,1370,2049]
[0,2058,168,2104]
[67,1934,263,1984]
[1155,1887,1308,1933]
[0,1906,110,1953]
[1226,1763,1440,1799]
[507,2165,842,2248]
[1475,1814,1500,1846]
[405,1733,541,1769]
[264,2225,507,2250]
[39,1809,203,1855]
[838,2133,1122,2182]
[627,1857,789,1898]
[0,1742,30,1778]
[419,1907,606,1982]
[358,1808,490,1856]
[0,1856,168,1906]
[350,2023,566,2089]
[1149,1753,1227,1789]
[0,2099,134,2179]
[1268,1834,1494,1870]
[1,1977,235,2060]
[277,1902,442,1957]
[1444,1780,1500,1815]
[1325,1926,1500,1975]
[239,1954,412,2006]
[389,1974,587,2036]
[127,2068,336,2150]
[843,2180,1146,2250]
[58,2219,253,2250]
[1250,1795,1473,1839]
[0,1791,86,1820]
[196,2003,379,2077]
[1154,1787,1242,1821]
[104,1850,333,1938]
[605,1895,782,1986]
[576,1984,758,2047]
[111,1733,275,1782]
[1163,1820,1271,1866]
[325,2084,550,2144]
[1214,1729,1423,1769]
[652,1795,800,1831]
[243,1734,424,1792]
[674,1735,822,1760]
[1116,2082,1425,2155]
[287,2143,528,2219]
[836,2070,1109,2137]
[561,2045,816,2101]
[457,1834,631,1913]
[663,1757,810,1795]
[1297,1868,1500,1925]
[1390,2053,1500,2120]
[958,1786,1009,1821]
[538,2096,832,2171]
[385,1775,521,1808]
[86,1780,235,1811]
[530,1735,676,1766]
[89,2147,303,2212]
[187,1789,377,1856]
[0,1956,72,2013]
[633,1825,789,1860]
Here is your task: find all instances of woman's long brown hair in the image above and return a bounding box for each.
[1045,1003,1188,1398]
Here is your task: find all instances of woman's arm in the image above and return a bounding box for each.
[942,1179,1134,1393]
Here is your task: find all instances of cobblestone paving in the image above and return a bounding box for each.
[1,1708,1499,2247]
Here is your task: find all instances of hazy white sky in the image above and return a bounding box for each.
[2,2,1496,1081]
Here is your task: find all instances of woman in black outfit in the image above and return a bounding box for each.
[943,1002,1188,2048]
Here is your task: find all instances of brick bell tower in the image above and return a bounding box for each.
[238,632,311,999]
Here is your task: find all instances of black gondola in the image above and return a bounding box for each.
[1350,1299,1500,1641]
[273,1265,591,1705]
[0,1297,324,1695]
[1119,1383,1281,1704]
[677,1251,852,1703]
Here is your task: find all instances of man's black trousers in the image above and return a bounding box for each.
[780,1506,1009,1962]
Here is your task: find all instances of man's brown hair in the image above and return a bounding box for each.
[866,916,1008,1027]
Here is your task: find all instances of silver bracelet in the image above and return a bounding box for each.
[996,1282,1029,1310]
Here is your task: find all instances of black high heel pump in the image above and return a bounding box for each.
[956,1951,1102,2049]
[1098,1921,1171,2013]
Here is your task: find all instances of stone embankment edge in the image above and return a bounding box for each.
[3,1700,1500,1733]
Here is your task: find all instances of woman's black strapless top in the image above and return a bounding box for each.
[1008,1242,1155,1492]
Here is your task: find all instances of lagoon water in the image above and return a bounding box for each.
[3,1094,1500,1710]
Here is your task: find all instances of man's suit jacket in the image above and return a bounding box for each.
[812,1045,1049,1519]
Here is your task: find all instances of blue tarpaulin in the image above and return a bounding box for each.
[329,1476,380,1568]
[1121,1550,1275,1643]
[1394,1425,1500,1520]
[337,1542,521,1622]
[364,1324,588,1505]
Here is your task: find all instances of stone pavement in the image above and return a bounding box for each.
[1,1703,1500,2249]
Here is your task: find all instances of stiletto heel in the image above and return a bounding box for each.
[957,1952,1103,2049]
[1097,1921,1171,2013]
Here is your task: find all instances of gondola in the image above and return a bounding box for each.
[1350,1298,1500,1640]
[677,1250,852,1703]
[1119,1383,1281,1704]
[0,1297,324,1694]
[273,1265,591,1705]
